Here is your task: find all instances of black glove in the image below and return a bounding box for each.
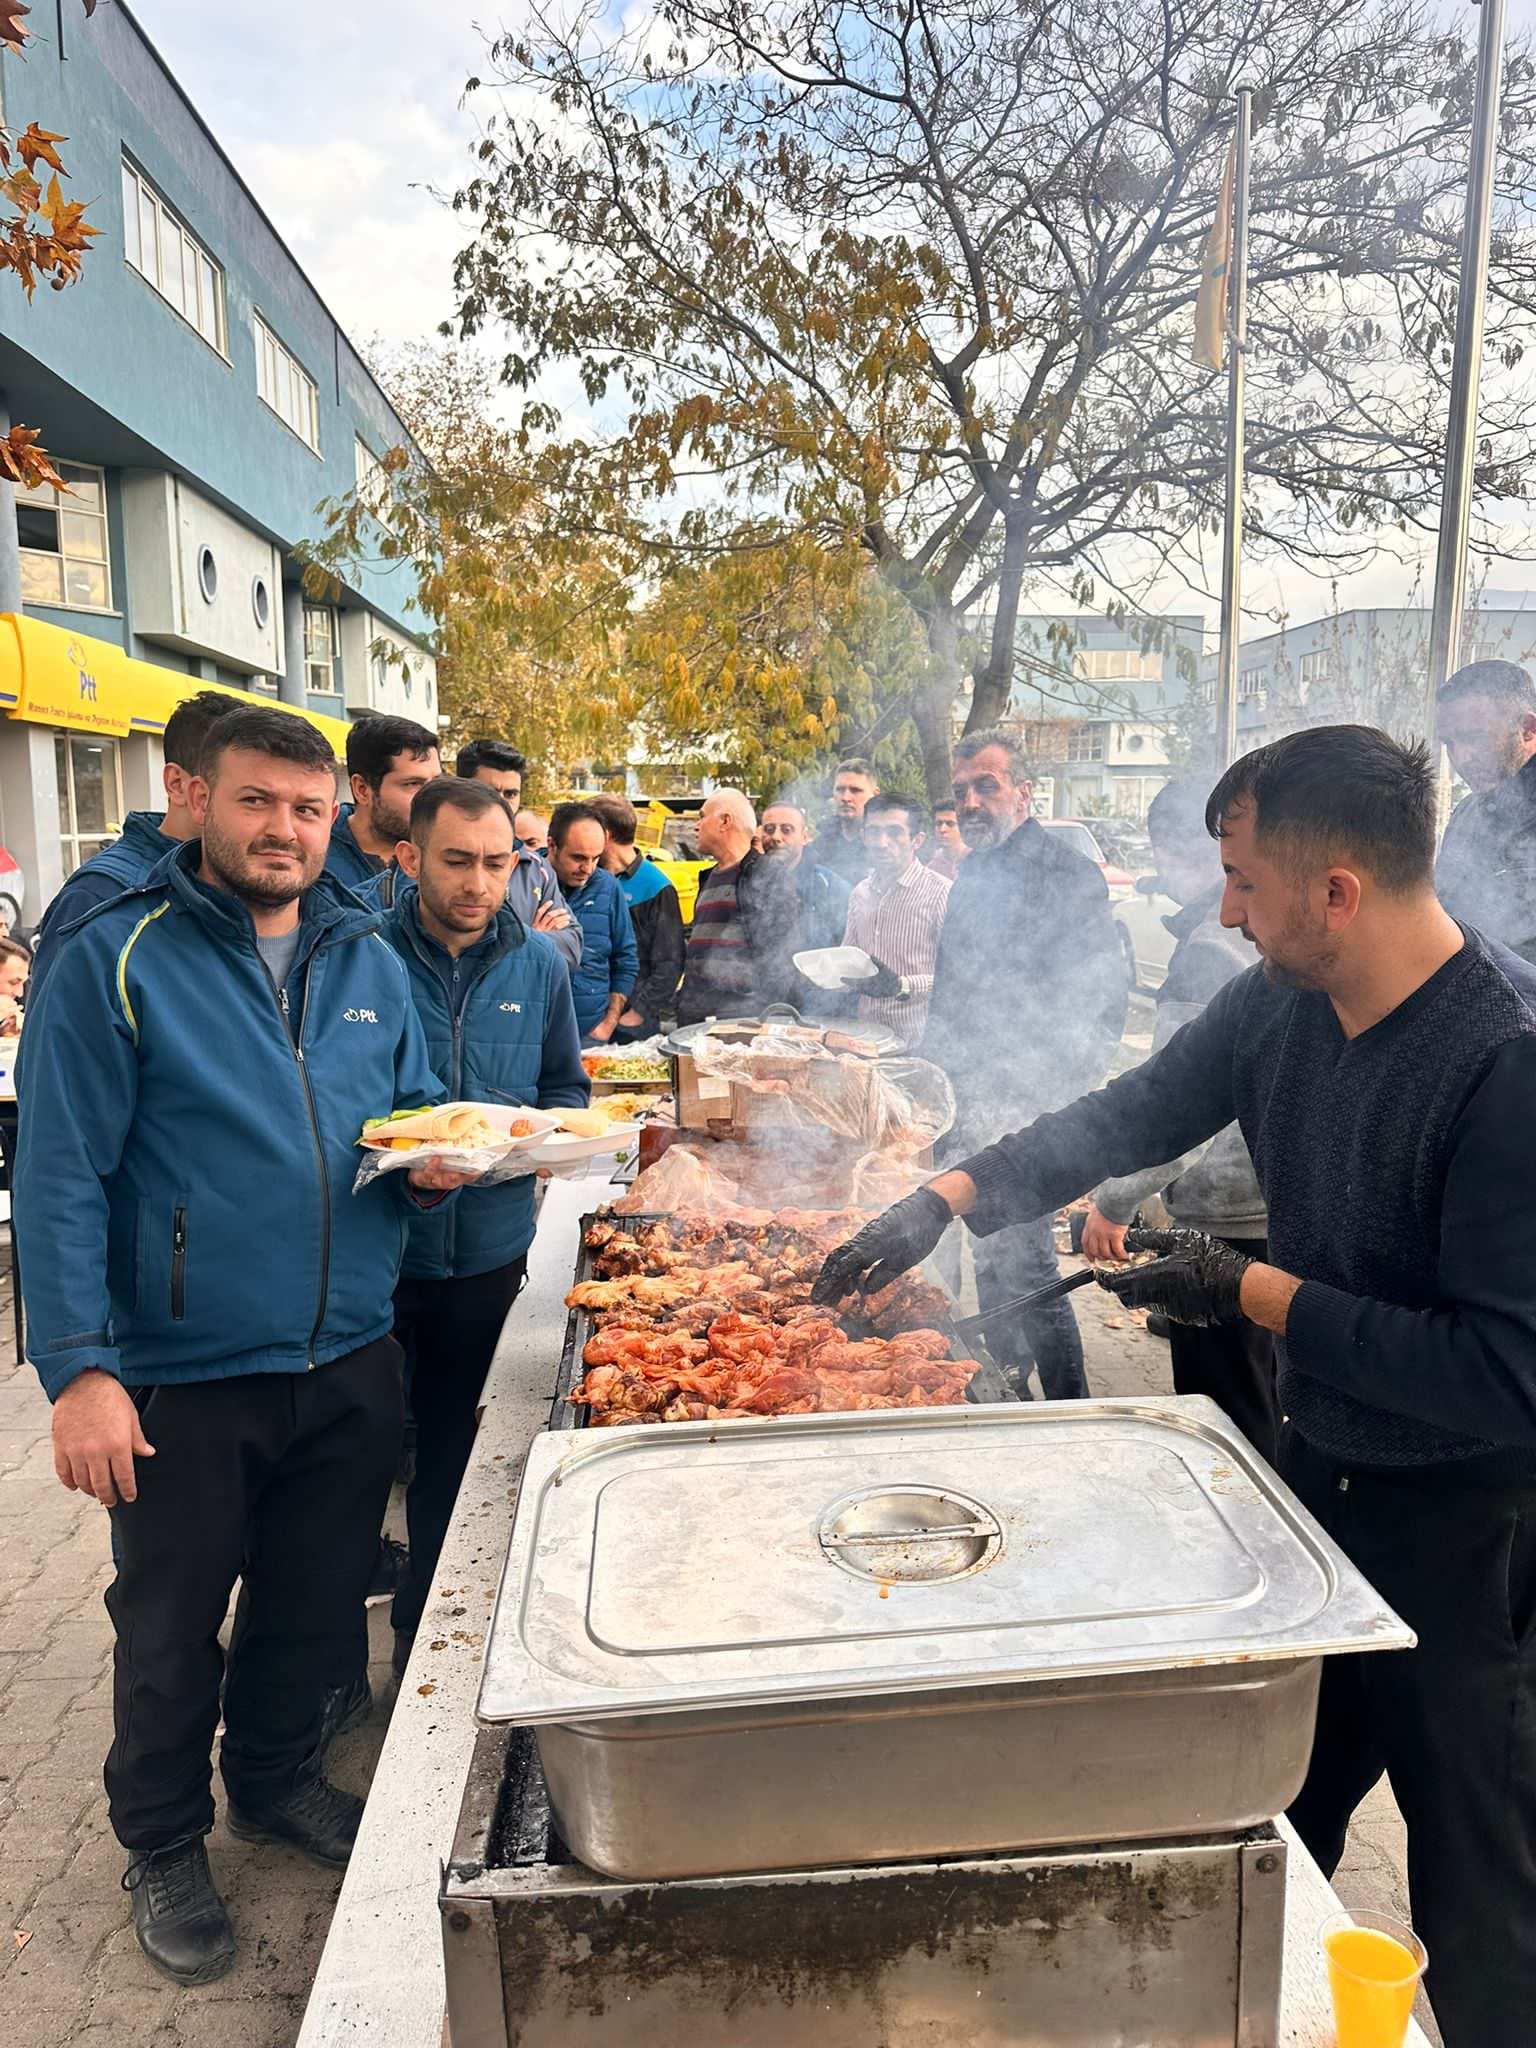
[1094,1227,1253,1329]
[839,957,904,999]
[812,1186,954,1304]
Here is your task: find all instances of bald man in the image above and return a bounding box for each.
[676,789,802,1025]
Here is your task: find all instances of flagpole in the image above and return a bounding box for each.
[1214,85,1254,774]
[1424,0,1507,745]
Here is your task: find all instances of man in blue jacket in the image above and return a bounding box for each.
[384,778,588,1672]
[16,706,462,1987]
[32,688,239,966]
[324,712,440,894]
[548,800,639,1042]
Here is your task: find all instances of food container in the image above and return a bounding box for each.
[479,1397,1412,1880]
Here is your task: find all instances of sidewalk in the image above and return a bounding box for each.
[0,1257,1425,2048]
[0,1271,400,2048]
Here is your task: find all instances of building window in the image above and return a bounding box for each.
[121,158,226,355]
[1239,666,1266,701]
[355,436,392,518]
[18,462,112,610]
[1066,723,1105,762]
[55,733,124,873]
[304,606,339,695]
[1072,649,1163,682]
[1298,651,1332,693]
[255,316,320,451]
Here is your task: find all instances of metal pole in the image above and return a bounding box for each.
[1425,0,1507,739]
[1215,87,1254,773]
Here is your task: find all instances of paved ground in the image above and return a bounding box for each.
[0,1161,1431,2045]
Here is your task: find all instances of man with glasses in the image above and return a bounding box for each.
[918,729,1126,1398]
[839,794,951,1048]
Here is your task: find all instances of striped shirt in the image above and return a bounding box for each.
[842,859,952,1047]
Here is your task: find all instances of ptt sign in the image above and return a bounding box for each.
[69,644,98,703]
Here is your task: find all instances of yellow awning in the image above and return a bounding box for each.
[0,613,351,756]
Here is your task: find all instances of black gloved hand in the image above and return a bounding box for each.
[812,1186,954,1304]
[1094,1227,1253,1329]
[839,957,904,999]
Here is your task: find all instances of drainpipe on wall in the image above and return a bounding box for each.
[279,581,307,708]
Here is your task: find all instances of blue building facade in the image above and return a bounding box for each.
[0,3,436,914]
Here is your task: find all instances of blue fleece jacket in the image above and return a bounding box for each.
[15,842,446,1399]
[563,866,639,1035]
[383,885,589,1277]
[32,812,179,973]
[324,804,387,894]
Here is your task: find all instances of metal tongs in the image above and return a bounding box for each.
[950,1267,1099,1350]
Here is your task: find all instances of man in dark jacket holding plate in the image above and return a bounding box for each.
[383,778,588,1676]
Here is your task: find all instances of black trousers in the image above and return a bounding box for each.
[390,1259,526,1640]
[1284,1435,1536,2048]
[969,1213,1087,1399]
[1166,1235,1279,1465]
[104,1337,404,1851]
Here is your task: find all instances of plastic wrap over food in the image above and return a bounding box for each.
[689,1037,955,1149]
[610,1145,757,1217]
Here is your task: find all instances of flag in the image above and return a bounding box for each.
[1193,140,1235,372]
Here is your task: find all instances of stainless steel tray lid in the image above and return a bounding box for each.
[478,1397,1412,1724]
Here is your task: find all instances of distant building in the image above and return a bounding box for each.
[961,610,1205,820]
[1210,598,1536,752]
[0,5,437,915]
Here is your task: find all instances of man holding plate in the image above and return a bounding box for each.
[383,777,588,1678]
[15,706,466,1986]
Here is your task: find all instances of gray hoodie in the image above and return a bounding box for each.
[1093,889,1266,1240]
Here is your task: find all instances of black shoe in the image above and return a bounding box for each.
[391,1627,415,1683]
[368,1535,409,1599]
[318,1673,372,1752]
[226,1769,364,1867]
[1146,1311,1172,1340]
[122,1835,236,1986]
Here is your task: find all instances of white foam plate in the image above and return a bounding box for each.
[792,945,877,991]
[523,1120,644,1166]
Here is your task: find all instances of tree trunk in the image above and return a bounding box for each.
[965,515,1031,733]
[914,605,963,802]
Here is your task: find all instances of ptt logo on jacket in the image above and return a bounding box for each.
[498,1001,523,1013]
[343,1006,380,1024]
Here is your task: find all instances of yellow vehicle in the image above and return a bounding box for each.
[549,792,713,922]
[633,798,711,923]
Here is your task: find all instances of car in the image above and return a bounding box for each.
[1040,817,1173,992]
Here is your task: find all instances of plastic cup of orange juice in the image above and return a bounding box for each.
[1322,1909,1427,2048]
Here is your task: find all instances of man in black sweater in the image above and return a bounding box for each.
[815,726,1536,2048]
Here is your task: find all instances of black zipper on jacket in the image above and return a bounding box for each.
[170,1207,187,1321]
[275,966,330,1364]
[440,950,506,1269]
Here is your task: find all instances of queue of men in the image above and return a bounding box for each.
[16,661,1536,2041]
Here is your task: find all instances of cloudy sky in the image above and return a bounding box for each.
[131,0,1536,633]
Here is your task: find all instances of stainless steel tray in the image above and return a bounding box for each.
[481,1397,1412,1879]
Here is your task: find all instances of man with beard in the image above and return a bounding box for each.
[33,689,239,966]
[325,713,440,892]
[1435,658,1536,961]
[382,779,587,1675]
[815,725,1536,2048]
[15,707,463,1986]
[918,728,1126,1398]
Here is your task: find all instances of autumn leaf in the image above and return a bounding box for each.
[16,125,67,176]
[0,4,29,57]
[0,424,71,493]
